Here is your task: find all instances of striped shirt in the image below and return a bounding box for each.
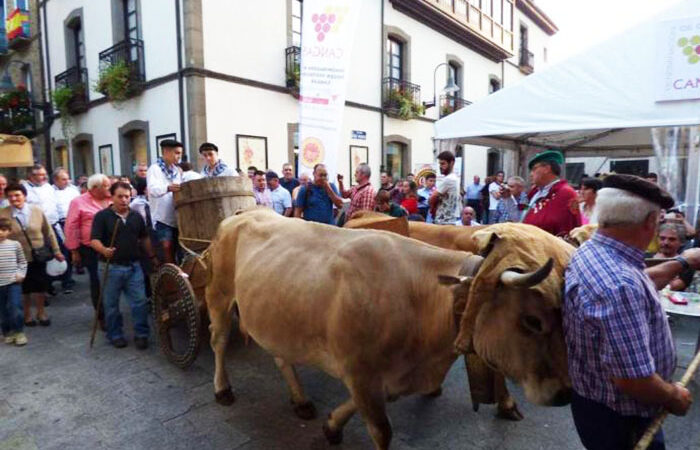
[563,232,676,417]
[0,239,27,287]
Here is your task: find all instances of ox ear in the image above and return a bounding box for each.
[472,229,500,257]
[438,275,473,286]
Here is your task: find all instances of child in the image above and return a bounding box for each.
[0,217,28,346]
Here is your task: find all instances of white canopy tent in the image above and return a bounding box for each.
[434,0,700,217]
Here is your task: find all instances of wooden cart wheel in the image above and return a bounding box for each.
[153,263,201,368]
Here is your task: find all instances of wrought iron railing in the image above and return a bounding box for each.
[54,67,89,114]
[439,95,471,118]
[0,86,35,137]
[285,46,301,91]
[519,48,534,74]
[382,77,423,120]
[98,38,146,98]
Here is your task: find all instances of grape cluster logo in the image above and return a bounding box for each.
[677,35,700,64]
[311,7,348,42]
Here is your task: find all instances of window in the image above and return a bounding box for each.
[489,77,501,94]
[543,47,548,63]
[124,0,138,40]
[387,37,403,80]
[492,0,501,25]
[291,0,302,47]
[503,1,513,31]
[21,65,30,93]
[384,142,406,180]
[520,23,529,52]
[67,18,85,69]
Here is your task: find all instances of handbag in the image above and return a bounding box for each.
[16,217,54,263]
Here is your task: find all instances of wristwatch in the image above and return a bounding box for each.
[674,255,690,271]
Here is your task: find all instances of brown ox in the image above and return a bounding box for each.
[205,209,571,449]
[345,210,485,253]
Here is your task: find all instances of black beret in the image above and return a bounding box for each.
[265,170,279,180]
[602,174,674,209]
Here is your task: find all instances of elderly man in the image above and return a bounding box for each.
[337,163,375,221]
[23,164,59,233]
[564,174,698,450]
[280,163,300,194]
[65,174,112,328]
[52,168,80,293]
[456,206,480,226]
[199,142,235,177]
[430,151,461,225]
[464,175,483,222]
[266,171,292,216]
[651,222,694,291]
[523,150,581,236]
[294,164,343,224]
[147,139,183,264]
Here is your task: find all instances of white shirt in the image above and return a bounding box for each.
[269,185,292,215]
[455,219,481,226]
[23,181,59,225]
[147,162,183,228]
[488,182,502,211]
[11,203,32,228]
[53,184,80,222]
[434,173,461,225]
[182,170,204,182]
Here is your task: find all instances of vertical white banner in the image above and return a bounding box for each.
[298,1,360,179]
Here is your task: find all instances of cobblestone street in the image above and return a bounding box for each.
[1,272,700,450]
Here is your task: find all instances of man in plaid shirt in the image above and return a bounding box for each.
[337,163,375,221]
[564,174,697,450]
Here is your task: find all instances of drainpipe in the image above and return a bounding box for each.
[175,0,186,161]
[40,1,53,172]
[379,0,385,177]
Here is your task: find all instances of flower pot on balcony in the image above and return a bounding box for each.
[96,61,143,104]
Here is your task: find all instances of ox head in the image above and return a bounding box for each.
[443,223,575,407]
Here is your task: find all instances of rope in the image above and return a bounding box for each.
[178,238,210,271]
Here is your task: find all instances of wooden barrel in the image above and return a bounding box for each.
[174,176,255,252]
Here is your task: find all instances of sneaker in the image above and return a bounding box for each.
[4,333,17,344]
[62,288,74,295]
[112,337,128,348]
[14,332,27,346]
[134,336,149,350]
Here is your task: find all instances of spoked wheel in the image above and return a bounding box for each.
[153,263,201,368]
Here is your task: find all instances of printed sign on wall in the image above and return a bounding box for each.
[655,16,700,102]
[298,0,360,179]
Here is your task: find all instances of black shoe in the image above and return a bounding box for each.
[44,298,50,306]
[62,288,74,295]
[134,336,149,350]
[39,318,51,327]
[24,319,37,327]
[112,337,128,348]
[47,286,57,297]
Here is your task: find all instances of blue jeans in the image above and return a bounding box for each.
[101,262,149,342]
[0,283,23,335]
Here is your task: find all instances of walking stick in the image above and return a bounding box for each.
[634,349,700,450]
[89,218,120,349]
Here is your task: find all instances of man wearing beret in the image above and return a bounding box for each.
[564,174,699,450]
[523,150,581,236]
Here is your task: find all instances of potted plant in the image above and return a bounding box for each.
[385,86,424,120]
[52,86,75,139]
[95,60,133,104]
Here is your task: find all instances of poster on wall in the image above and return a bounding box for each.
[655,16,700,101]
[298,0,360,179]
[236,135,268,170]
[99,145,114,175]
[349,145,368,185]
[155,133,177,158]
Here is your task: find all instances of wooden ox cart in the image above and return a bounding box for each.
[152,176,255,368]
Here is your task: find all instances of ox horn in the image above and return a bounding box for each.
[499,258,554,287]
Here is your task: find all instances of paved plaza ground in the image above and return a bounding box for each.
[1,271,700,450]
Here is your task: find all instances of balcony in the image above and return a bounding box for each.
[439,94,471,118]
[285,46,300,94]
[0,86,36,138]
[54,67,89,114]
[97,38,145,101]
[6,8,30,51]
[519,48,534,74]
[383,77,424,120]
[390,0,514,61]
